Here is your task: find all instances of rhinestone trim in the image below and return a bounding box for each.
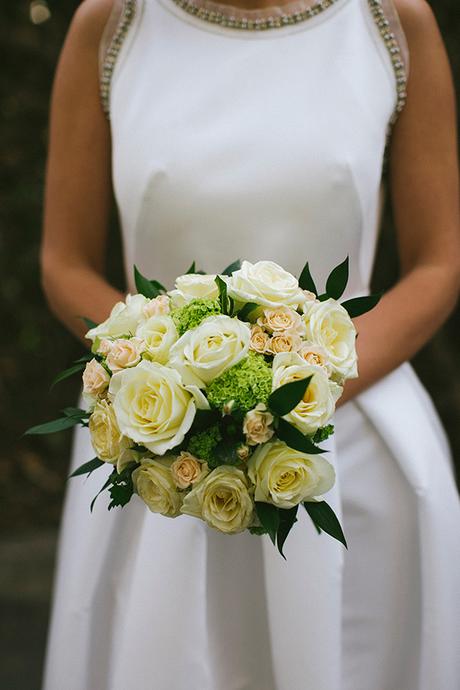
[100,0,137,117]
[368,0,408,128]
[170,0,341,31]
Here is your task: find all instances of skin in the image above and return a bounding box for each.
[41,0,460,406]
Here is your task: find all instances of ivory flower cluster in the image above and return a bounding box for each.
[48,258,366,554]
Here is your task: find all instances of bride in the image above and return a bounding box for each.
[41,0,460,688]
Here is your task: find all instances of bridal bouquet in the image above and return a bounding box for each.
[27,258,379,557]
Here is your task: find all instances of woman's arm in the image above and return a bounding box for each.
[41,0,124,347]
[339,0,460,406]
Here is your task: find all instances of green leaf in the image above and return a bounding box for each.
[90,472,115,512]
[237,302,259,321]
[62,407,91,420]
[255,502,280,546]
[221,259,241,276]
[249,524,268,536]
[134,265,166,298]
[276,505,298,559]
[25,415,82,436]
[186,261,196,274]
[108,474,134,510]
[341,293,382,318]
[209,439,241,468]
[298,261,317,295]
[74,354,94,364]
[268,376,313,417]
[190,408,221,433]
[79,316,98,330]
[325,257,349,299]
[303,500,347,548]
[276,418,326,455]
[69,458,105,478]
[215,275,229,315]
[50,362,86,389]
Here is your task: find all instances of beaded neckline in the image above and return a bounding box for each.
[169,0,342,31]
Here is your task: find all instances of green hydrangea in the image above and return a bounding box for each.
[207,351,272,414]
[171,298,221,336]
[187,425,222,463]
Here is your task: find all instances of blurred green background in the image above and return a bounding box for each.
[0,1,459,688]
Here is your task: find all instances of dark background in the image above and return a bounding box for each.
[1,1,459,688]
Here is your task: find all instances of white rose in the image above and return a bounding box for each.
[82,358,110,400]
[181,466,254,534]
[88,399,130,463]
[272,352,342,434]
[226,260,304,309]
[302,298,358,381]
[109,360,208,455]
[168,274,219,308]
[132,457,183,517]
[136,315,178,365]
[169,315,250,387]
[247,439,335,508]
[106,337,144,373]
[85,293,150,342]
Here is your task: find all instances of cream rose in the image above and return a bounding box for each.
[265,332,302,355]
[109,360,209,455]
[132,457,183,517]
[168,273,219,308]
[106,337,144,373]
[247,439,335,508]
[302,298,358,381]
[272,352,342,434]
[226,260,304,309]
[169,315,250,387]
[116,448,143,474]
[170,452,209,489]
[142,295,171,318]
[181,466,254,534]
[82,359,110,399]
[85,293,149,342]
[136,315,178,365]
[243,403,274,446]
[257,306,306,336]
[297,342,331,372]
[249,325,270,354]
[88,399,130,463]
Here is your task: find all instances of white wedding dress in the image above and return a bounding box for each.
[42,0,460,688]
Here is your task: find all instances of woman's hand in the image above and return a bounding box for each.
[338,0,460,407]
[41,0,124,347]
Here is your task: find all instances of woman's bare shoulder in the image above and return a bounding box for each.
[67,0,116,48]
[393,0,441,41]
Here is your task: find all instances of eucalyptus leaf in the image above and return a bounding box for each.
[237,302,259,321]
[325,256,349,299]
[298,260,317,295]
[25,415,83,436]
[69,458,105,478]
[215,275,229,315]
[268,376,312,417]
[62,407,91,420]
[255,502,280,546]
[341,293,382,318]
[276,505,298,559]
[50,362,86,389]
[221,259,241,276]
[134,265,165,298]
[90,472,116,512]
[79,316,98,330]
[303,500,347,548]
[276,418,326,455]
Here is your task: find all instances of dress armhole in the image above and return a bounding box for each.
[367,0,409,126]
[99,0,137,118]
